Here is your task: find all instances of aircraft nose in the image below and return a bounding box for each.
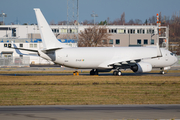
[174,56,178,63]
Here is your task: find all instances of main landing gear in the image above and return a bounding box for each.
[160,68,166,75]
[113,70,122,76]
[90,69,99,75]
[89,69,122,76]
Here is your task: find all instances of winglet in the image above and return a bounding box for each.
[156,43,162,57]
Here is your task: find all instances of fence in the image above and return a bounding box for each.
[0,57,30,67]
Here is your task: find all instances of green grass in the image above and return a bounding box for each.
[0,75,180,106]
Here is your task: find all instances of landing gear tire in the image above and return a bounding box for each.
[90,69,98,75]
[117,71,121,76]
[160,71,165,75]
[90,70,95,75]
[94,71,98,75]
[113,71,122,76]
[113,71,117,75]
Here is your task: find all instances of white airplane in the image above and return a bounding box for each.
[11,8,178,75]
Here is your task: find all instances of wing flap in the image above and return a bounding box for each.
[98,58,141,69]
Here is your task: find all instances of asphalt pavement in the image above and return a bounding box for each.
[0,105,180,120]
[0,66,180,76]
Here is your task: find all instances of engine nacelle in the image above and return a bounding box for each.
[131,62,152,73]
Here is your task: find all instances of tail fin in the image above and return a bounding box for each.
[34,8,70,50]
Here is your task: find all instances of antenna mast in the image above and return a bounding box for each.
[67,0,79,44]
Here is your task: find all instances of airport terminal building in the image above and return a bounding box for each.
[0,24,169,66]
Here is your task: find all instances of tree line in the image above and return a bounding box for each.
[50,11,180,40]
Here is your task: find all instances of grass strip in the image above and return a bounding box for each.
[0,76,180,105]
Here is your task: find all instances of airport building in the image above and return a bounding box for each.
[0,24,169,66]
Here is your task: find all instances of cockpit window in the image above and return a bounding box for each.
[170,53,176,56]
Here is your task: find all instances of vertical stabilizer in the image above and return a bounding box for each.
[34,8,69,50]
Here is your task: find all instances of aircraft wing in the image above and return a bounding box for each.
[98,43,162,69]
[98,58,141,69]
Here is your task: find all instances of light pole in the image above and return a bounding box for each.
[91,12,98,25]
[0,12,7,25]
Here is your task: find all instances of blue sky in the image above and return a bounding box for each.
[0,0,180,25]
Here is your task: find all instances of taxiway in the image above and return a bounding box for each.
[0,105,180,120]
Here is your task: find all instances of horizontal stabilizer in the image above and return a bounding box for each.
[11,44,38,56]
[11,44,38,52]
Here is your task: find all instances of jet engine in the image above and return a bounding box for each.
[131,62,152,73]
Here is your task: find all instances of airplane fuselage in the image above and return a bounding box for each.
[53,47,177,69]
[11,9,178,75]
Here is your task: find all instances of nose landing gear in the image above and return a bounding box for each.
[160,67,169,75]
[160,70,165,75]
